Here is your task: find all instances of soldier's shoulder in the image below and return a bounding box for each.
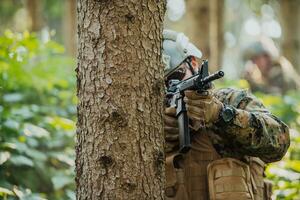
[214,88,261,109]
[214,87,249,101]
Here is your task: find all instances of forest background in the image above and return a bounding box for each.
[1,0,300,199]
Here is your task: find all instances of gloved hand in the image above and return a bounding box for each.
[164,107,178,141]
[184,90,223,129]
[164,107,179,152]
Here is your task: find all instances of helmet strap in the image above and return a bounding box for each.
[186,57,196,75]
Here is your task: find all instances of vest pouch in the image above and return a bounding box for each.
[263,180,272,200]
[207,158,254,200]
[165,154,188,200]
[249,157,266,200]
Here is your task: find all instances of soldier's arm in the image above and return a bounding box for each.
[212,88,290,163]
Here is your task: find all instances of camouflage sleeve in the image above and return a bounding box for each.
[211,88,290,163]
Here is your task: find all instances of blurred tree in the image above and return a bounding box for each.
[63,0,77,56]
[76,0,165,199]
[42,0,64,43]
[279,0,300,72]
[209,0,224,70]
[185,0,210,61]
[0,0,23,31]
[166,0,224,71]
[25,0,44,32]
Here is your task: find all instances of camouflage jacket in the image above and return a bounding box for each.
[166,88,290,163]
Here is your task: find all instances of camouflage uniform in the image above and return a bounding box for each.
[243,57,300,94]
[165,88,290,200]
[243,40,300,94]
[163,30,290,200]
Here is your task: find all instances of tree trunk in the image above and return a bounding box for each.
[185,0,210,61]
[76,1,166,200]
[209,0,224,70]
[25,0,43,32]
[280,0,300,72]
[165,0,224,71]
[63,0,77,57]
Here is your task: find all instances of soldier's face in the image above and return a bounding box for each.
[165,57,199,85]
[181,59,199,80]
[253,54,272,73]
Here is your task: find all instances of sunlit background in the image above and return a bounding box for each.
[1,0,300,199]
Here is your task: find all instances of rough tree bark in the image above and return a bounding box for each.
[25,0,43,32]
[63,0,77,57]
[76,1,166,200]
[280,0,300,72]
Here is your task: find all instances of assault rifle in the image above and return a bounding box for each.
[165,60,224,154]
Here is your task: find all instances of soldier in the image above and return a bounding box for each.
[242,39,300,94]
[163,30,290,200]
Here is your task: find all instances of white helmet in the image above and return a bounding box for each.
[162,29,202,75]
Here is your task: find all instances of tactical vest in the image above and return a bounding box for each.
[165,131,272,200]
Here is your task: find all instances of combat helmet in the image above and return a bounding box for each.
[243,38,279,61]
[162,29,202,77]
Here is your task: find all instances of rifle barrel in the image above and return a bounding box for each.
[202,71,224,85]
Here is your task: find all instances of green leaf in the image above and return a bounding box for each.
[11,141,29,153]
[51,175,73,190]
[11,107,33,119]
[25,148,47,162]
[3,93,23,102]
[55,154,74,166]
[285,160,300,172]
[45,116,75,130]
[13,187,47,200]
[0,142,17,150]
[0,151,11,165]
[10,155,34,167]
[23,123,50,138]
[3,119,20,130]
[0,186,14,196]
[66,189,76,200]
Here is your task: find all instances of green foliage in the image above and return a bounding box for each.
[219,79,300,199]
[0,30,76,200]
[262,92,300,199]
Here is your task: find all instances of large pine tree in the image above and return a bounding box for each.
[76,0,166,199]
